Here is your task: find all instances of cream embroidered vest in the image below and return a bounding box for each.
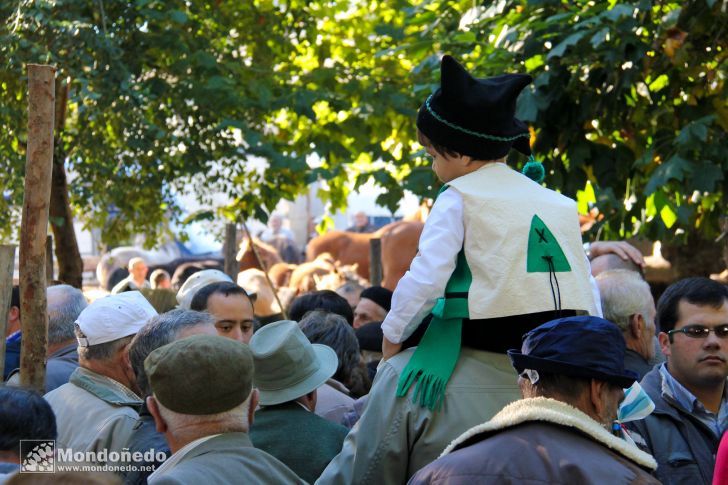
[447,162,597,318]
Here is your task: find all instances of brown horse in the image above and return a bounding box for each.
[306,220,423,290]
[237,237,283,272]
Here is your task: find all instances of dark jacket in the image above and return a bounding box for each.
[45,343,80,393]
[3,332,20,380]
[624,349,655,380]
[122,403,169,485]
[5,342,79,393]
[409,397,660,485]
[251,401,347,483]
[626,366,720,485]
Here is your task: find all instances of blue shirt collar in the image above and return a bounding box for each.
[659,363,728,436]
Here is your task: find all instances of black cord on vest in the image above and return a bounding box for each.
[542,256,562,316]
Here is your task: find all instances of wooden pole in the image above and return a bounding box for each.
[46,235,54,282]
[0,245,17,380]
[240,220,288,320]
[369,238,382,287]
[19,64,56,391]
[224,223,238,280]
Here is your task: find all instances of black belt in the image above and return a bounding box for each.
[402,310,578,354]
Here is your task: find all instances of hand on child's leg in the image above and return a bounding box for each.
[382,337,402,360]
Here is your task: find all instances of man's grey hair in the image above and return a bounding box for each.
[299,310,370,396]
[75,327,133,363]
[129,309,216,396]
[155,396,250,442]
[596,269,654,331]
[47,285,88,346]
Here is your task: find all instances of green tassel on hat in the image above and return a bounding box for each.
[522,155,545,183]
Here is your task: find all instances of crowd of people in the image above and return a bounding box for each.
[3,258,728,484]
[2,55,727,485]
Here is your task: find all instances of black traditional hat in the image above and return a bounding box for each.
[359,285,393,312]
[417,55,535,164]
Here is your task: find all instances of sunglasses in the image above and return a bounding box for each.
[667,324,728,339]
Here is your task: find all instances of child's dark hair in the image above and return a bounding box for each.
[417,128,460,159]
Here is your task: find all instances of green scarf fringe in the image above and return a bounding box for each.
[396,247,471,411]
[396,315,462,411]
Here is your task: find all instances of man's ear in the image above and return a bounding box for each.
[248,389,259,427]
[147,396,168,434]
[628,314,643,339]
[658,332,671,358]
[589,379,601,409]
[589,380,609,421]
[120,344,133,369]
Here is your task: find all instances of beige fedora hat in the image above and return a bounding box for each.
[250,320,338,405]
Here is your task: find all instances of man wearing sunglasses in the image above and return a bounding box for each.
[627,277,728,485]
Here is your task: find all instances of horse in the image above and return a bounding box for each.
[288,253,339,294]
[268,262,296,288]
[237,237,283,272]
[305,220,423,290]
[237,268,296,318]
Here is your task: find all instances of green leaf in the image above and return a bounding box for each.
[676,118,712,147]
[547,31,587,59]
[645,193,656,217]
[645,155,693,194]
[576,181,596,214]
[691,161,724,192]
[181,210,215,224]
[660,204,677,229]
[192,51,218,69]
[524,55,544,71]
[603,4,634,22]
[648,74,669,92]
[169,10,188,24]
[590,28,609,48]
[516,89,538,122]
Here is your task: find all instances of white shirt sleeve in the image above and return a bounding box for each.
[588,258,603,317]
[381,188,465,343]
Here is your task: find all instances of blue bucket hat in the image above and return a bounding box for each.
[507,315,638,388]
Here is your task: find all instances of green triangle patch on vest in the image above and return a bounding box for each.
[527,215,572,272]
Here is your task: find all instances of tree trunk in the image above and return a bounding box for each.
[50,78,83,288]
[20,64,55,391]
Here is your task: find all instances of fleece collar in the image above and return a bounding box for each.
[442,397,657,470]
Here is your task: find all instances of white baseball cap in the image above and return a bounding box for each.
[76,291,158,347]
[176,269,233,309]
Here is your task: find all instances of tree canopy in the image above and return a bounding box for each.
[1,0,726,262]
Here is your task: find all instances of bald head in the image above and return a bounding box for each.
[590,253,642,277]
[128,257,149,285]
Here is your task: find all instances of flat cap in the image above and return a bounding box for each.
[145,334,254,415]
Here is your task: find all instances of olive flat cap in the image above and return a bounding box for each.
[145,334,254,415]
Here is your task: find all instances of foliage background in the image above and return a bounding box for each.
[1,0,726,278]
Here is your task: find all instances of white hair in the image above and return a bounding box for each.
[155,395,251,443]
[128,257,146,271]
[596,269,653,331]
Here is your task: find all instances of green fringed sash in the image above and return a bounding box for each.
[396,248,472,411]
